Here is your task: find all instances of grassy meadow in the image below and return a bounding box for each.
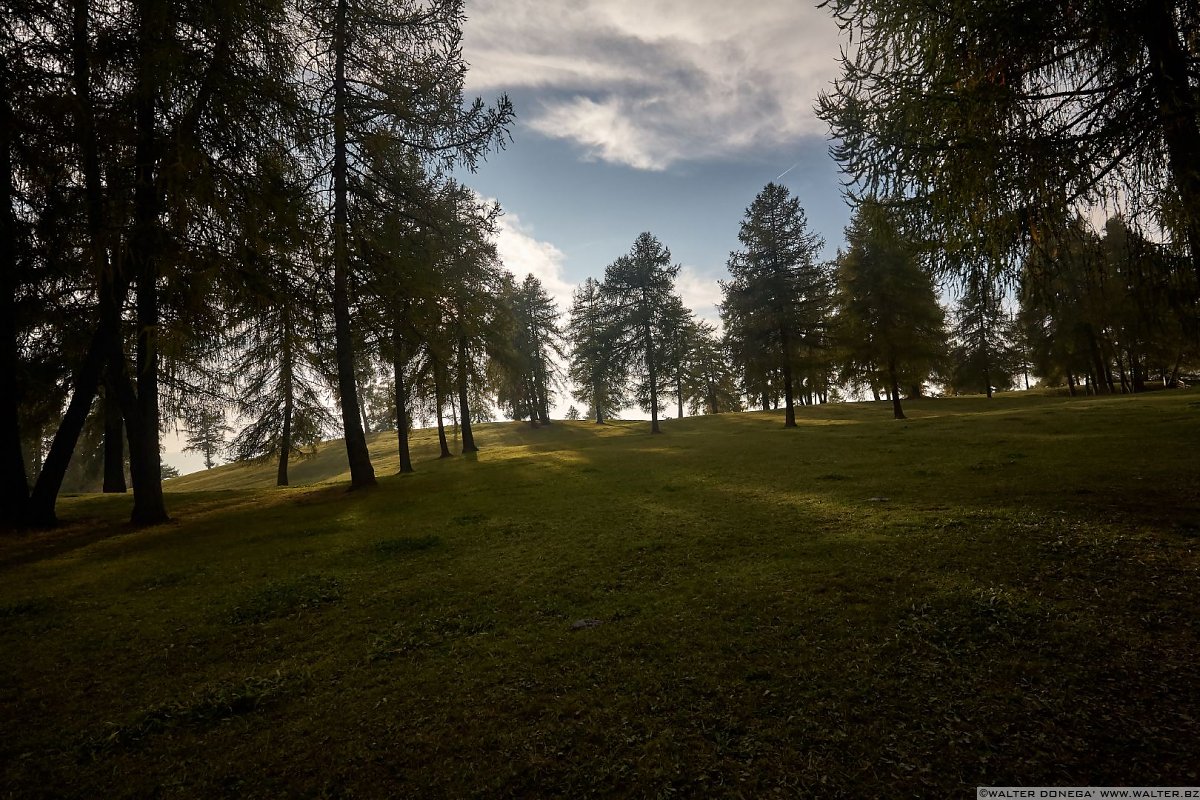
[2,390,1199,797]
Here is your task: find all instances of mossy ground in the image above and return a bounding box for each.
[2,391,1199,797]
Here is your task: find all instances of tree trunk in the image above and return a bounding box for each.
[26,332,108,526]
[0,55,28,527]
[594,382,604,424]
[780,332,796,427]
[643,318,661,433]
[888,358,906,420]
[1067,373,1077,396]
[102,374,126,492]
[392,324,413,473]
[433,356,451,458]
[277,331,293,487]
[676,371,684,420]
[1143,0,1200,287]
[331,0,376,489]
[456,336,477,453]
[124,0,169,526]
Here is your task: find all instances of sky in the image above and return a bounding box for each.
[455,0,852,322]
[166,0,854,474]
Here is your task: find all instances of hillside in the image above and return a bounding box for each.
[3,391,1199,797]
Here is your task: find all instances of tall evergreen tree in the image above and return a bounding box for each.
[834,201,948,419]
[309,0,512,487]
[600,233,682,434]
[721,183,829,427]
[567,278,625,425]
[948,266,1020,397]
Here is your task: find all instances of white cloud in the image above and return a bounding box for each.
[676,265,724,327]
[463,0,840,171]
[488,204,576,312]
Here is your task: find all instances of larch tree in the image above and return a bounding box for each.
[600,233,682,434]
[567,278,625,425]
[721,183,828,427]
[834,201,948,420]
[306,0,512,488]
[817,0,1200,289]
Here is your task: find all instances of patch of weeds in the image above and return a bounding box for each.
[80,671,296,758]
[371,535,441,557]
[228,575,341,625]
[0,598,51,618]
[368,611,497,661]
[452,512,488,526]
[817,473,851,481]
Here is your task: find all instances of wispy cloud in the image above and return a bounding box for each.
[463,0,839,171]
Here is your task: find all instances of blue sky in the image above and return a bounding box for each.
[456,0,852,323]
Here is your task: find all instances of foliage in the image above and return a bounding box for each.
[817,0,1200,281]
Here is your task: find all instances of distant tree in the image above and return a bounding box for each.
[161,463,181,480]
[564,405,581,421]
[182,405,232,470]
[567,277,625,424]
[721,183,829,427]
[600,233,682,434]
[834,201,948,419]
[683,320,742,415]
[501,274,565,426]
[947,266,1020,397]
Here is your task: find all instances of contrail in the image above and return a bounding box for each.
[774,162,799,181]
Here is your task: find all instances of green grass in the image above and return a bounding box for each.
[2,391,1199,797]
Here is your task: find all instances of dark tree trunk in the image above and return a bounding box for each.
[392,325,412,474]
[125,0,168,526]
[888,359,905,420]
[26,333,107,527]
[277,328,293,487]
[594,383,604,424]
[456,336,477,453]
[1067,373,1077,396]
[331,0,376,488]
[102,375,126,493]
[643,318,661,433]
[0,55,28,527]
[761,389,770,412]
[781,350,796,427]
[433,357,451,459]
[676,372,684,420]
[1144,0,1200,287]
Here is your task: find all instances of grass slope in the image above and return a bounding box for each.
[2,392,1199,798]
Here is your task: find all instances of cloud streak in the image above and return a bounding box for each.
[464,0,840,171]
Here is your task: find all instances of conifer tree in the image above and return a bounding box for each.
[834,201,947,419]
[721,183,829,427]
[568,278,625,424]
[600,233,682,434]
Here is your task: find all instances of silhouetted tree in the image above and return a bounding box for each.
[722,183,829,427]
[834,201,947,419]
